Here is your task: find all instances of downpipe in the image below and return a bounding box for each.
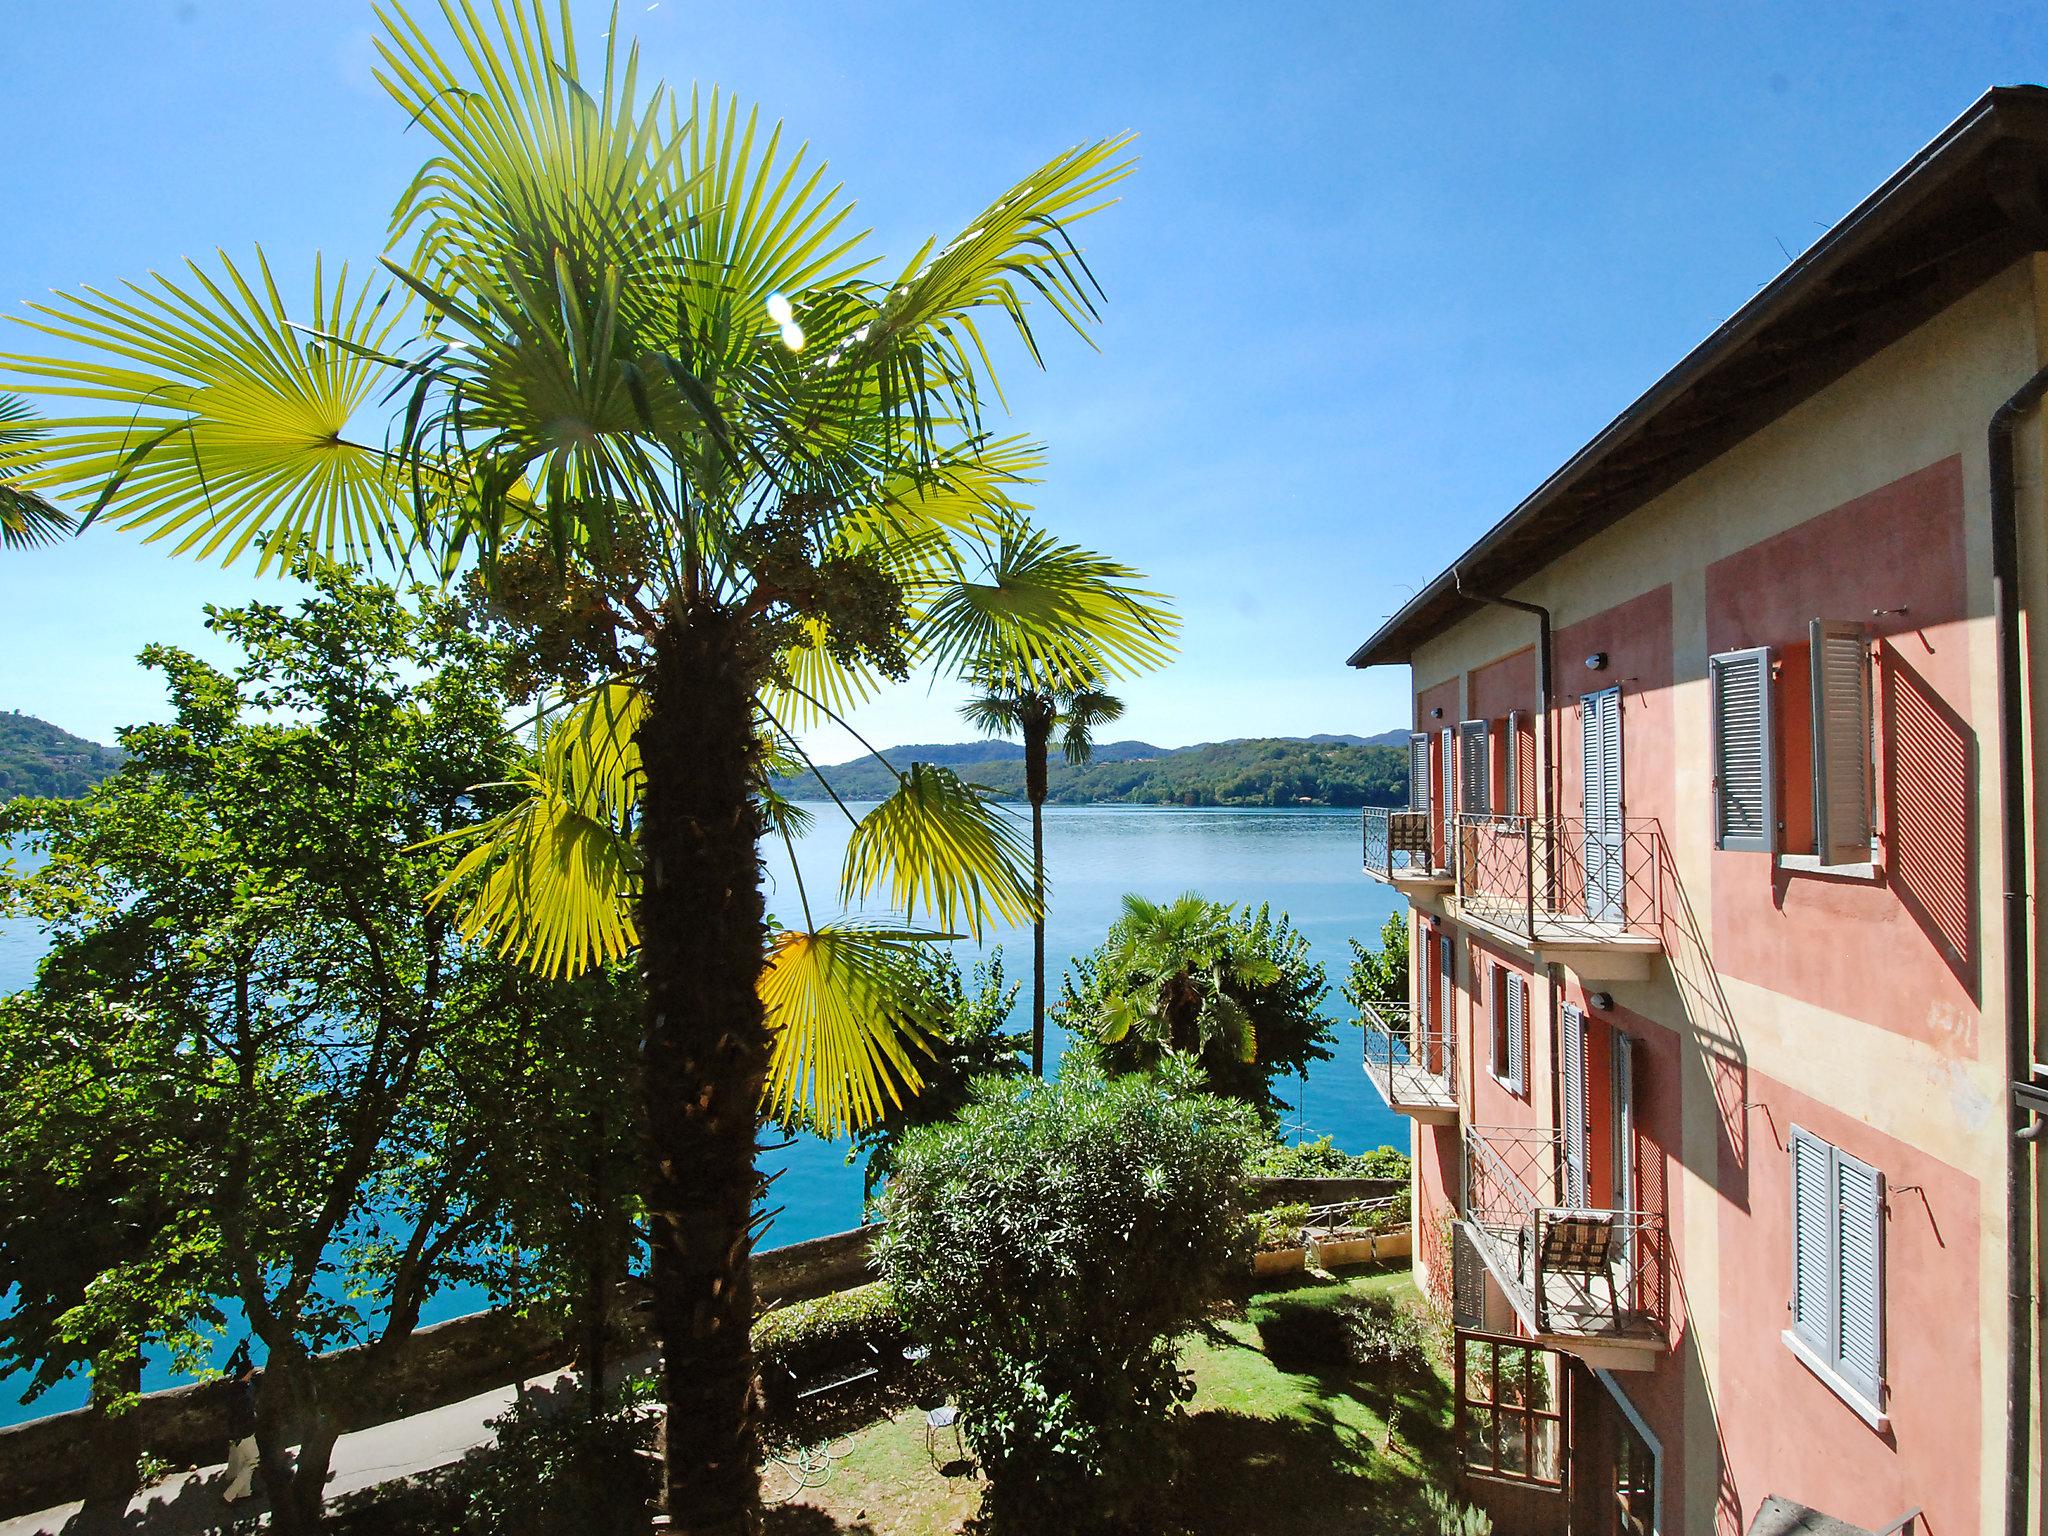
[1989,360,2048,1536]
[1451,569,1556,817]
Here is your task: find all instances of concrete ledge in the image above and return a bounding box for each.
[1246,1175,1404,1205]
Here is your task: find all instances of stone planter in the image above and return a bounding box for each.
[1252,1245,1307,1276]
[1306,1228,1413,1271]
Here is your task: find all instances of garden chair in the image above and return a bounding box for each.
[1534,1210,1619,1325]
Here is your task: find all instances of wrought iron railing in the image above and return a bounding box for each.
[1460,1125,1666,1340]
[1454,814,1665,944]
[1361,806,1440,881]
[1359,997,1457,1112]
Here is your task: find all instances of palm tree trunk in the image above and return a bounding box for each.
[638,605,771,1535]
[1024,727,1050,1077]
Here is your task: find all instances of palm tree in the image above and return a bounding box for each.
[0,395,72,549]
[961,672,1122,1074]
[0,7,1175,1530]
[1095,892,1282,1067]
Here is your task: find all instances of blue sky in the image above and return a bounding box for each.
[4,1,2045,758]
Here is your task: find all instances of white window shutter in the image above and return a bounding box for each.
[1560,1004,1588,1206]
[1789,1128,1834,1359]
[1834,1149,1885,1402]
[1409,732,1431,813]
[1506,973,1526,1094]
[1710,647,1775,852]
[1440,936,1457,1051]
[1460,720,1491,816]
[1809,620,1874,867]
[1441,727,1455,820]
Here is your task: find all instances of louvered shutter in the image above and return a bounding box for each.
[1452,1223,1485,1329]
[1440,935,1457,1052]
[1409,732,1431,813]
[1834,1149,1884,1402]
[1460,720,1491,816]
[1810,620,1874,866]
[1789,1128,1834,1358]
[1506,973,1526,1094]
[1710,648,1775,852]
[1440,727,1456,819]
[1560,1004,1588,1206]
[1505,710,1523,815]
[1582,689,1625,923]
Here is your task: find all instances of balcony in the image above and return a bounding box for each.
[1451,814,1665,980]
[1361,806,1452,891]
[1359,998,1458,1123]
[1459,1125,1666,1371]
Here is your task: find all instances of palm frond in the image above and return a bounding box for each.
[1,252,411,573]
[423,769,640,979]
[841,763,1036,937]
[0,396,74,549]
[544,680,647,821]
[759,920,942,1136]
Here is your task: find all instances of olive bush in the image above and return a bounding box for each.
[876,1059,1259,1530]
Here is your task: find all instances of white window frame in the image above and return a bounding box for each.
[1784,1125,1888,1430]
[1486,963,1526,1096]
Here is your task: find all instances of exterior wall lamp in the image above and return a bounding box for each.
[1585,652,1609,671]
[1430,707,1443,719]
[1587,990,1615,1012]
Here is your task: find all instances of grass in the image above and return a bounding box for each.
[761,1262,1461,1536]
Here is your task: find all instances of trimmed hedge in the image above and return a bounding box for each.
[752,1279,899,1372]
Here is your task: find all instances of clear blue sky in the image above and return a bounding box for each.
[4,1,2044,758]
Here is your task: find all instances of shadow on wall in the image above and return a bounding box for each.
[1879,641,1977,999]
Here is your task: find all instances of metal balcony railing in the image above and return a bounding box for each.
[1460,1125,1666,1343]
[1359,997,1458,1116]
[1454,814,1665,945]
[1361,806,1444,883]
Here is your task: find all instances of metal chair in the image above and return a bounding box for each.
[924,1404,964,1470]
[1537,1209,1619,1324]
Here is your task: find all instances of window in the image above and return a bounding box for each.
[1487,962,1525,1094]
[1408,732,1430,813]
[1787,1127,1886,1424]
[1455,1333,1566,1488]
[1709,623,1876,867]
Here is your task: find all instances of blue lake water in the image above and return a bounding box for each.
[0,804,1400,1425]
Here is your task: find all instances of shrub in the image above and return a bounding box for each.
[1424,1485,1496,1536]
[1248,1134,1411,1183]
[877,1059,1260,1531]
[752,1281,905,1422]
[1343,1292,1431,1378]
[1249,1202,1311,1253]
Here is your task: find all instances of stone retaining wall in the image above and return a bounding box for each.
[0,1178,1398,1517]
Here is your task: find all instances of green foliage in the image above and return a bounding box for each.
[1058,894,1334,1120]
[0,565,639,1515]
[1247,1134,1411,1183]
[0,712,123,802]
[1342,1291,1434,1379]
[751,1280,900,1368]
[1424,1486,1497,1536]
[1249,1204,1311,1253]
[1344,910,1410,1010]
[771,735,1411,808]
[876,1062,1260,1531]
[846,951,1026,1195]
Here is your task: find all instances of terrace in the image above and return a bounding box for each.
[1358,997,1458,1123]
[1458,1126,1666,1372]
[1451,814,1666,980]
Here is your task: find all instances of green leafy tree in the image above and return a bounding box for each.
[0,8,1174,1526]
[845,951,1027,1196]
[1058,893,1334,1119]
[0,566,599,1532]
[876,1059,1258,1531]
[1344,909,1410,1009]
[961,673,1123,1074]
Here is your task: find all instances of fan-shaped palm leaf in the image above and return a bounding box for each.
[0,395,73,549]
[759,921,944,1137]
[841,763,1036,937]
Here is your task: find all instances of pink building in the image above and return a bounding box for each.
[1349,89,2048,1536]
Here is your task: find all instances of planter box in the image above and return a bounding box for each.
[1306,1229,1414,1271]
[1252,1246,1307,1276]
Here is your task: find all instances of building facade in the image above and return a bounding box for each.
[1349,90,2048,1536]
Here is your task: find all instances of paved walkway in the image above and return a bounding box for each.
[0,1367,587,1535]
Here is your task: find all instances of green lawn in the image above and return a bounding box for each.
[761,1263,1462,1536]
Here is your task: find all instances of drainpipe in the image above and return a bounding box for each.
[1989,361,2048,1536]
[1452,570,1556,817]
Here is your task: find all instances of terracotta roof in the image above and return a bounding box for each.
[1347,86,2048,669]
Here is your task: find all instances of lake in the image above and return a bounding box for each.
[0,804,1402,1425]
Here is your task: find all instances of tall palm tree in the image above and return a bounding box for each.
[961,672,1123,1074]
[0,395,72,549]
[0,7,1175,1530]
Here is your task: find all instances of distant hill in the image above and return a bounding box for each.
[772,734,1410,808]
[0,712,125,802]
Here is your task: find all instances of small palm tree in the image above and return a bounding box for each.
[1096,892,1282,1066]
[0,6,1176,1527]
[961,671,1123,1074]
[0,396,72,549]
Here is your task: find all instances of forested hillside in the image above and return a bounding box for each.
[772,735,1410,807]
[0,712,125,801]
